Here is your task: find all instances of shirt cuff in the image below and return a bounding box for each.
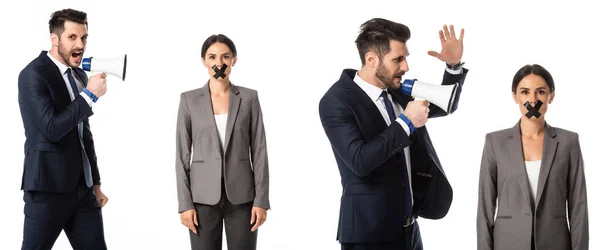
[445,66,463,75]
[80,92,93,107]
[395,117,411,136]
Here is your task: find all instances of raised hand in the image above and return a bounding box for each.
[427,24,464,66]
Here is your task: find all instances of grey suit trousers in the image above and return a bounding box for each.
[189,181,257,250]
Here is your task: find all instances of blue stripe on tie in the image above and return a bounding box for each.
[379,90,412,217]
[66,68,93,187]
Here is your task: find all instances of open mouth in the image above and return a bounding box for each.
[71,51,83,61]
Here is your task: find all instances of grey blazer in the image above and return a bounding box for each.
[477,121,588,250]
[176,82,270,213]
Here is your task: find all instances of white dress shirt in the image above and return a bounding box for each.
[46,52,93,106]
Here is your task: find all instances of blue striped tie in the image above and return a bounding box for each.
[66,68,93,188]
[379,90,412,217]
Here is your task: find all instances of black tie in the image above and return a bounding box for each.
[379,90,413,217]
[379,90,397,123]
[66,68,93,187]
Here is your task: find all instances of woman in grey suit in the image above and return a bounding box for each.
[175,34,270,250]
[477,64,589,250]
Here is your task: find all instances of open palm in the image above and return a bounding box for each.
[428,25,464,66]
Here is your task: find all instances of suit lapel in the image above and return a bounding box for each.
[39,52,72,107]
[506,121,534,212]
[196,83,221,156]
[388,88,411,110]
[535,123,558,210]
[340,69,387,130]
[74,68,88,87]
[223,84,241,156]
[362,93,387,129]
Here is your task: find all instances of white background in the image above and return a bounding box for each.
[0,0,597,249]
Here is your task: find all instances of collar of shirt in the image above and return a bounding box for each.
[46,51,72,75]
[353,71,389,103]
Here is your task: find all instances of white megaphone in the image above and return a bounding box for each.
[81,54,127,81]
[401,79,459,114]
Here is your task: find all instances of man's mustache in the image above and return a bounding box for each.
[394,72,406,78]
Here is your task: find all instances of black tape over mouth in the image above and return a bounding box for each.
[212,64,228,79]
[524,101,543,118]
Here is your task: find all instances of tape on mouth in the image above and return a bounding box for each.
[212,64,228,79]
[524,101,543,118]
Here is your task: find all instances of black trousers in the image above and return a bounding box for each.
[341,221,423,250]
[21,175,106,250]
[189,183,257,250]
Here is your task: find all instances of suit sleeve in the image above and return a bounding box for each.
[477,133,497,250]
[428,68,469,118]
[568,133,589,250]
[175,93,194,213]
[18,67,93,142]
[82,119,101,185]
[319,93,411,177]
[249,91,270,210]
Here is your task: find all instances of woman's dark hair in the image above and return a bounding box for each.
[201,34,237,58]
[512,64,555,93]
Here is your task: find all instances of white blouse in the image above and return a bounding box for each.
[525,160,542,202]
[214,114,228,150]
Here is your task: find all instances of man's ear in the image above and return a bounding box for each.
[366,51,379,69]
[50,33,59,47]
[232,57,237,67]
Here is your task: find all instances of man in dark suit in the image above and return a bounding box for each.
[18,8,110,250]
[319,18,469,250]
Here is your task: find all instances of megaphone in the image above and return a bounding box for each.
[401,79,459,114]
[81,54,127,81]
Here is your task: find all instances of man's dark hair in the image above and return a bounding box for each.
[201,34,237,58]
[355,18,411,65]
[512,64,555,93]
[49,8,88,36]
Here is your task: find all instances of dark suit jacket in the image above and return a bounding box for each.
[18,51,101,193]
[319,68,468,243]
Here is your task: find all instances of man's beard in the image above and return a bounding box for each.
[375,62,403,89]
[57,40,82,68]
